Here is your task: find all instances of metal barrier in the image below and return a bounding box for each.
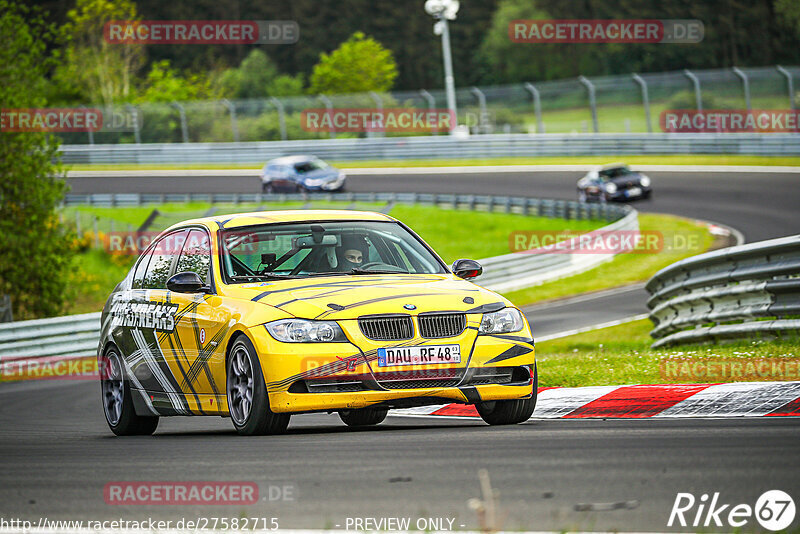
[0,312,101,362]
[59,133,800,164]
[646,234,800,348]
[3,194,635,363]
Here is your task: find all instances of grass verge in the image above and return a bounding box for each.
[63,154,800,171]
[503,213,716,307]
[536,319,800,388]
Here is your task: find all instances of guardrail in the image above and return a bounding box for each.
[0,312,101,362]
[646,234,800,348]
[3,194,635,364]
[59,133,800,164]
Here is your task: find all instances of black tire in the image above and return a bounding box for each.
[339,407,388,427]
[262,183,274,194]
[101,347,159,436]
[476,365,538,426]
[226,335,290,436]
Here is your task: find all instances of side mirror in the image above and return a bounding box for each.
[451,259,482,280]
[167,271,208,293]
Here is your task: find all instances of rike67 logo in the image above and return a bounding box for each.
[669,490,795,531]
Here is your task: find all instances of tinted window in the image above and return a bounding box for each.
[142,231,186,289]
[132,254,150,289]
[176,229,211,284]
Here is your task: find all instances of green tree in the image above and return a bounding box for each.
[0,1,76,319]
[309,32,398,94]
[137,60,213,103]
[54,0,144,105]
[219,49,304,99]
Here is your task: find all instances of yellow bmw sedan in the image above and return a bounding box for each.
[98,210,536,435]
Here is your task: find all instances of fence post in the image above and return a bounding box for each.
[80,105,94,144]
[126,105,141,143]
[221,99,239,142]
[578,76,599,133]
[470,86,489,133]
[776,66,795,111]
[369,91,384,137]
[683,69,703,112]
[269,97,288,141]
[319,95,335,139]
[523,83,544,133]
[419,89,438,134]
[632,73,652,133]
[171,102,189,143]
[732,67,751,111]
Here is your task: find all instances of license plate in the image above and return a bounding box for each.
[626,187,642,197]
[377,345,461,367]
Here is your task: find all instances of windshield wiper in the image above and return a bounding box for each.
[350,268,409,275]
[230,274,297,281]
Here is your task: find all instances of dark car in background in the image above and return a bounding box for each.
[260,155,346,193]
[576,163,652,203]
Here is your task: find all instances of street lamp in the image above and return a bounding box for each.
[424,0,459,133]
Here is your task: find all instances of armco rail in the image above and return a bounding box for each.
[59,133,800,164]
[2,194,635,363]
[646,234,800,348]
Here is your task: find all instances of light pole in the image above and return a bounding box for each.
[424,0,459,133]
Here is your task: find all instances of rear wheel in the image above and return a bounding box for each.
[262,182,274,194]
[101,348,159,436]
[227,335,290,436]
[476,366,538,425]
[339,407,388,427]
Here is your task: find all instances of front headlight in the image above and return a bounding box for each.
[639,176,651,187]
[604,182,618,194]
[479,308,524,335]
[265,319,347,343]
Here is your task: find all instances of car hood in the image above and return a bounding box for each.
[608,173,644,185]
[299,168,339,181]
[228,274,509,319]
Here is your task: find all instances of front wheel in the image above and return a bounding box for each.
[339,407,388,427]
[476,366,537,425]
[101,348,159,436]
[227,335,290,436]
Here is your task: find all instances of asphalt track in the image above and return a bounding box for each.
[0,167,793,531]
[66,168,800,241]
[2,379,799,531]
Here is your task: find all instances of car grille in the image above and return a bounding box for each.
[374,368,462,390]
[466,367,515,385]
[418,313,466,339]
[358,315,414,341]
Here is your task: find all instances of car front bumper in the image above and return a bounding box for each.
[248,323,536,413]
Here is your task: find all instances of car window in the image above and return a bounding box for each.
[176,229,211,284]
[221,221,445,281]
[294,159,328,173]
[131,253,150,289]
[142,230,186,289]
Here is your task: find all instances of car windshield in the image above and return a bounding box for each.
[294,159,328,173]
[220,220,446,282]
[600,167,633,179]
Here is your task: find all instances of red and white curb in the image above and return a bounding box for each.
[389,382,800,419]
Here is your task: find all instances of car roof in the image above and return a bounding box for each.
[597,162,630,171]
[267,155,320,165]
[165,209,395,232]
